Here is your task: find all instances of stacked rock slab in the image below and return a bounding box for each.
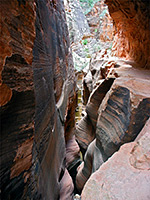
[81,118,150,200]
[76,0,150,193]
[76,59,150,192]
[0,0,80,199]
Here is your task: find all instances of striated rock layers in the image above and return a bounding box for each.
[81,119,150,200]
[75,0,150,194]
[0,1,36,199]
[76,59,150,192]
[0,0,80,199]
[106,0,150,68]
[86,0,114,43]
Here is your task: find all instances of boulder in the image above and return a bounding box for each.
[81,118,150,200]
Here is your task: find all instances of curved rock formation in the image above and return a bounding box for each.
[76,139,105,192]
[76,60,150,192]
[76,1,150,194]
[106,0,150,68]
[0,0,79,199]
[81,119,150,200]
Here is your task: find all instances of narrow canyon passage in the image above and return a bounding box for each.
[0,0,150,200]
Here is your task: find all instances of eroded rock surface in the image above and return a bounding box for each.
[81,119,150,200]
[1,0,150,199]
[106,0,150,68]
[0,0,79,199]
[76,60,150,192]
[75,0,150,196]
[0,1,36,199]
[76,0,150,197]
[64,0,90,44]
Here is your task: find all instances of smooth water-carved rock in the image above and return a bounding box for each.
[60,169,74,200]
[76,139,105,192]
[29,0,78,199]
[0,0,78,199]
[76,114,95,154]
[76,77,114,154]
[0,1,36,199]
[81,119,150,200]
[86,78,114,129]
[76,62,150,191]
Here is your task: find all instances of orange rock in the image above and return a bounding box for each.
[0,83,12,106]
[106,0,150,68]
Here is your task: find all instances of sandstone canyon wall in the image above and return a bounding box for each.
[106,0,150,68]
[0,0,80,199]
[1,0,150,199]
[76,0,150,196]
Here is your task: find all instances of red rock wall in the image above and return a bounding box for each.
[76,56,150,193]
[0,0,78,199]
[75,0,150,195]
[0,1,36,199]
[0,0,35,106]
[105,0,150,68]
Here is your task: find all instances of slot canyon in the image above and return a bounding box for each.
[0,0,150,199]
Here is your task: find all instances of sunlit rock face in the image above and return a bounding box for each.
[0,0,78,199]
[106,0,150,68]
[75,0,150,194]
